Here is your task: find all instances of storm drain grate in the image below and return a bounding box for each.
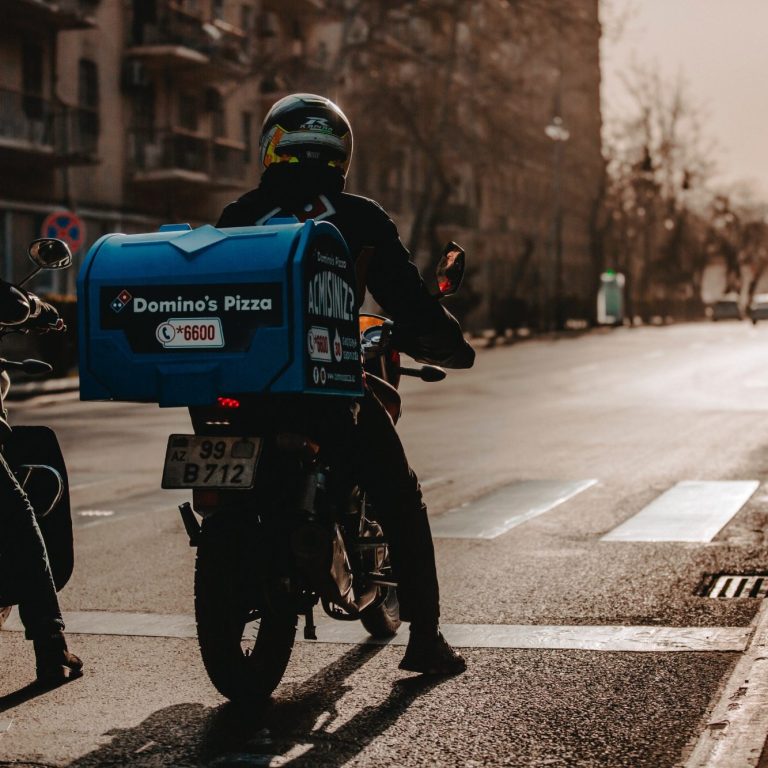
[703,574,768,599]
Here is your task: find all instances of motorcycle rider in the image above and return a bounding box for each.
[0,280,83,684]
[217,94,475,674]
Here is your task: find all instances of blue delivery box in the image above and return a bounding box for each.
[77,220,363,406]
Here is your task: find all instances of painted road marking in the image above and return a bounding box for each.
[601,481,760,542]
[431,479,597,539]
[0,610,749,652]
[685,600,768,767]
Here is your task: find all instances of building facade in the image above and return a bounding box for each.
[1,0,603,330]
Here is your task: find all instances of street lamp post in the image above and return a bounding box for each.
[545,114,570,331]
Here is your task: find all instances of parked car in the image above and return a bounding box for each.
[749,294,768,324]
[709,294,742,321]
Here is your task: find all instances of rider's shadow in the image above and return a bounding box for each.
[64,643,447,767]
[202,644,448,767]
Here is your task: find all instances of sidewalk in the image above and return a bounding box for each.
[6,375,80,400]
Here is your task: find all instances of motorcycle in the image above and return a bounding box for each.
[166,241,466,702]
[0,238,73,628]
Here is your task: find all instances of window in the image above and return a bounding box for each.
[133,85,156,132]
[22,42,44,119]
[241,4,254,54]
[131,0,157,44]
[242,111,252,162]
[22,42,43,95]
[78,59,99,109]
[77,59,100,152]
[241,4,254,32]
[178,93,200,132]
[206,88,225,137]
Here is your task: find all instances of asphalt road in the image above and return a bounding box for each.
[3,320,768,767]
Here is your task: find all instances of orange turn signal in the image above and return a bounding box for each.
[359,313,387,335]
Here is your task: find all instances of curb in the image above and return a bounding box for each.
[6,376,80,400]
[684,600,768,767]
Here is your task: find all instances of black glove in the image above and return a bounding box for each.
[390,322,475,369]
[26,300,64,332]
[0,282,31,326]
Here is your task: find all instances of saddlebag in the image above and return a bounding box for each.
[1,426,73,598]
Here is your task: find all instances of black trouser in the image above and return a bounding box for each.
[326,389,440,626]
[0,450,64,638]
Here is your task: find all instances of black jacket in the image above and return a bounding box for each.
[0,280,32,326]
[217,166,475,369]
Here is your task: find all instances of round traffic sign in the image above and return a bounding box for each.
[41,210,86,253]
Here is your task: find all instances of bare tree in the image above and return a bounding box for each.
[327,1,546,262]
[601,64,716,318]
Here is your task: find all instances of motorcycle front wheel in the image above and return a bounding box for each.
[194,514,296,703]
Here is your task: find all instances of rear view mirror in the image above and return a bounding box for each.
[435,241,465,297]
[28,239,73,270]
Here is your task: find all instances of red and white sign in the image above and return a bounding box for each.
[41,210,86,253]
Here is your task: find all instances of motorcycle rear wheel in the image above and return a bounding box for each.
[194,516,296,703]
[360,585,401,638]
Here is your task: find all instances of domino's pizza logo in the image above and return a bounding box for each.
[110,289,132,313]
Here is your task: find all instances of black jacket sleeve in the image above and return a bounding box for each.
[362,203,475,369]
[0,280,31,326]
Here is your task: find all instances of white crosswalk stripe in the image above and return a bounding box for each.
[601,481,760,542]
[0,610,750,653]
[431,479,597,539]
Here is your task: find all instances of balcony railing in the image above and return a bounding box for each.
[129,129,246,188]
[261,0,330,15]
[8,0,99,30]
[128,2,251,71]
[0,88,99,163]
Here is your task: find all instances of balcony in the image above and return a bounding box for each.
[126,2,251,80]
[0,88,99,167]
[128,129,246,190]
[260,0,330,14]
[7,0,99,31]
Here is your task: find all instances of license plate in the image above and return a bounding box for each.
[161,435,261,489]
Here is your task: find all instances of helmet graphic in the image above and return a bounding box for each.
[259,93,353,176]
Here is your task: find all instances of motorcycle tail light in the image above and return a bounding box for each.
[217,396,240,409]
[193,489,220,508]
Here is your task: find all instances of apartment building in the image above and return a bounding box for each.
[1,0,604,330]
[2,0,263,293]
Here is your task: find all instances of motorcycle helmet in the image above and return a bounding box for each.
[259,93,353,177]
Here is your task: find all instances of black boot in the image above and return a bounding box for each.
[33,632,83,686]
[399,627,466,675]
